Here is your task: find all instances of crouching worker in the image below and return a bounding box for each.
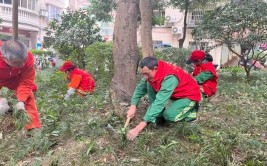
[126,56,201,140]
[186,50,218,98]
[59,61,96,100]
[0,39,41,130]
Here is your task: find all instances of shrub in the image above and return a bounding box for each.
[154,47,191,69]
[31,49,53,55]
[84,42,113,86]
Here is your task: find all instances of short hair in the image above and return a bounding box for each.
[139,56,158,69]
[1,39,28,60]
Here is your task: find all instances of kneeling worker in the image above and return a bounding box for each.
[126,56,201,140]
[59,61,96,100]
[186,50,218,98]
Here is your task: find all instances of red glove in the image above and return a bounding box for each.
[127,121,147,140]
[126,105,136,118]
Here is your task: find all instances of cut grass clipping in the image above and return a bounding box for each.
[13,109,30,130]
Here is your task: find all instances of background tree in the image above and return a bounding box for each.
[169,0,222,48]
[12,0,18,40]
[88,0,117,22]
[140,0,153,57]
[193,0,267,78]
[140,0,168,57]
[45,8,102,69]
[111,0,139,102]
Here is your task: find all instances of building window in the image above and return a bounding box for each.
[200,42,209,51]
[0,0,3,3]
[19,0,37,11]
[191,10,204,24]
[47,4,61,20]
[21,0,27,8]
[189,41,209,51]
[28,0,31,9]
[32,0,36,10]
[4,0,12,4]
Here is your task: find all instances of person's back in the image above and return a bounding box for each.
[69,68,96,92]
[151,60,201,102]
[193,61,218,97]
[59,61,95,99]
[187,50,218,97]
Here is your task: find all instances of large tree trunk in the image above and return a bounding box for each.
[178,0,189,48]
[111,0,139,103]
[140,0,153,57]
[12,0,19,40]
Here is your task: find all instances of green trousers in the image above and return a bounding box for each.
[147,83,197,122]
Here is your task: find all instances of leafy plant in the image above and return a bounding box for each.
[84,42,114,84]
[154,47,191,69]
[31,49,53,55]
[13,109,30,130]
[45,8,102,68]
[193,0,267,78]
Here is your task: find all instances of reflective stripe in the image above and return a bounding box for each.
[175,101,196,121]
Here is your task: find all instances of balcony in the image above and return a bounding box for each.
[0,4,39,31]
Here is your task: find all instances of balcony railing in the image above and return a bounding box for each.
[0,4,39,28]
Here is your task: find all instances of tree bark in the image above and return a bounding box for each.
[178,0,189,48]
[111,0,139,102]
[140,0,153,57]
[12,0,19,40]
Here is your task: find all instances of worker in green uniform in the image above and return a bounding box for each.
[126,56,201,140]
[186,50,218,98]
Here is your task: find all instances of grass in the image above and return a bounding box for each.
[0,68,266,165]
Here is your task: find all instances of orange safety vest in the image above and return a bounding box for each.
[68,68,96,93]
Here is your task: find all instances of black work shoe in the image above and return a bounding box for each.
[155,117,166,126]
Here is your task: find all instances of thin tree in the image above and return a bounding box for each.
[140,0,153,57]
[12,0,18,40]
[169,0,221,48]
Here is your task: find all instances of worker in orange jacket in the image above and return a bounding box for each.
[59,61,96,100]
[0,39,41,130]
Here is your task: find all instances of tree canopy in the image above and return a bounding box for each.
[192,0,267,78]
[88,0,117,22]
[45,8,102,68]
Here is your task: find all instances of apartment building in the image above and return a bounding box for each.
[0,0,239,66]
[68,0,89,10]
[139,2,240,67]
[0,0,68,49]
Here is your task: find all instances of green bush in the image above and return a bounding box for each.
[31,49,53,55]
[154,47,191,69]
[220,66,245,73]
[84,42,114,85]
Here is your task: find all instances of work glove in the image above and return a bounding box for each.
[127,128,140,141]
[126,105,137,119]
[127,121,147,141]
[64,88,76,100]
[15,101,25,110]
[0,98,10,115]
